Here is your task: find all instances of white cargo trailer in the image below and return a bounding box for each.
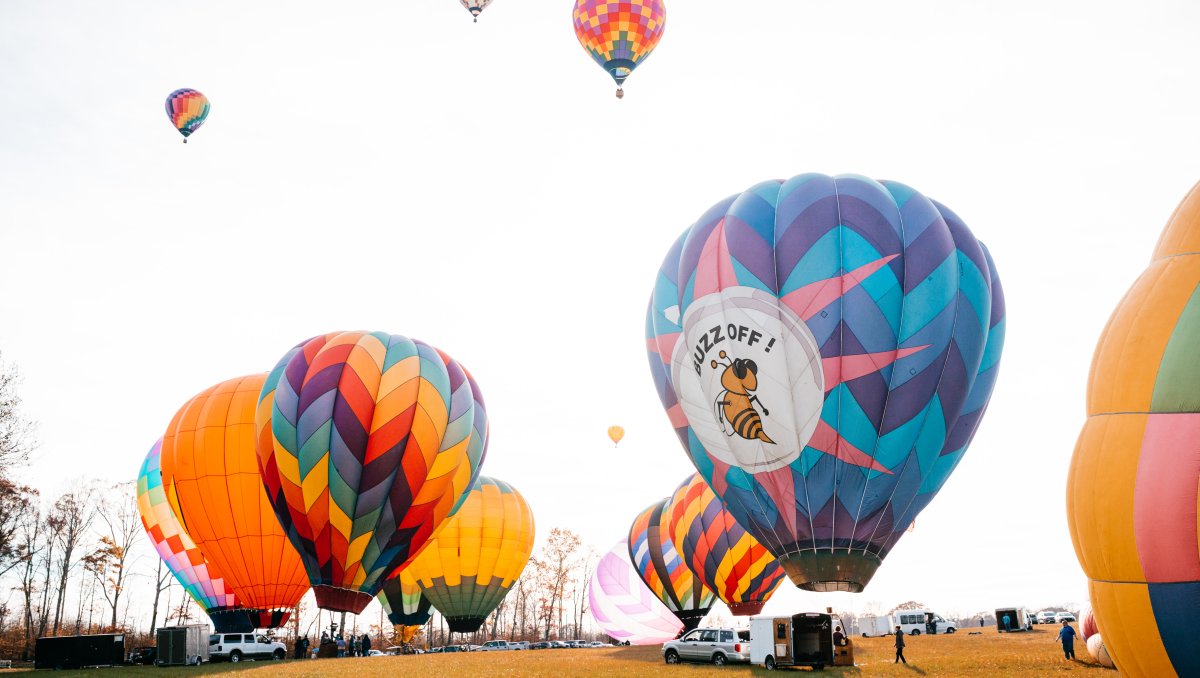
[156,624,210,666]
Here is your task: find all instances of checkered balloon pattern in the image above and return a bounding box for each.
[137,439,238,613]
[257,331,484,614]
[572,0,666,86]
[164,88,209,140]
[646,173,1005,592]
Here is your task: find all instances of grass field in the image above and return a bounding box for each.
[11,627,1113,677]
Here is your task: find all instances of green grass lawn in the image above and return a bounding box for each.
[8,627,1112,677]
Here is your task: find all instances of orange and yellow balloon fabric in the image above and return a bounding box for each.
[256,332,484,614]
[404,476,535,633]
[1068,180,1200,677]
[666,474,785,616]
[158,374,310,627]
[608,425,625,446]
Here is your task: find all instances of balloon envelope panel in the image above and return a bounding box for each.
[378,569,432,627]
[666,474,785,616]
[1068,181,1200,678]
[627,499,713,629]
[589,542,683,645]
[159,374,310,617]
[137,439,237,613]
[646,173,1005,592]
[257,332,480,613]
[405,476,535,633]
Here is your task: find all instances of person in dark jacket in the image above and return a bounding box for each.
[1057,621,1077,660]
[361,634,372,655]
[894,626,907,664]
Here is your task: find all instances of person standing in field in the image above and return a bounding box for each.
[1003,613,1012,632]
[894,625,907,664]
[1056,620,1077,660]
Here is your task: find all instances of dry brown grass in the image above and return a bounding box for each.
[14,627,1114,677]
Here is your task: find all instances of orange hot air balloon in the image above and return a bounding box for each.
[160,374,310,629]
[608,425,625,446]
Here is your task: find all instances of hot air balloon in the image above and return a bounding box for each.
[628,498,714,630]
[589,542,684,645]
[572,0,666,99]
[1067,181,1200,678]
[256,332,485,614]
[1087,635,1116,669]
[1079,604,1098,641]
[378,570,432,626]
[165,88,209,143]
[608,425,625,446]
[404,476,535,633]
[460,0,492,22]
[159,374,310,630]
[136,439,242,631]
[646,173,1006,593]
[665,474,785,616]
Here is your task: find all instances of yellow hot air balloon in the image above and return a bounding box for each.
[608,425,625,446]
[404,476,535,633]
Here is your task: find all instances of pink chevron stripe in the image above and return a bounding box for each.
[808,420,892,474]
[822,345,931,391]
[1135,413,1200,582]
[756,465,799,537]
[646,333,681,364]
[666,404,688,428]
[693,220,737,298]
[782,254,899,321]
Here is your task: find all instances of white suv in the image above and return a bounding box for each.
[662,628,750,666]
[480,640,521,651]
[208,633,286,662]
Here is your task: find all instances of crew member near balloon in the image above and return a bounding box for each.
[894,626,907,665]
[1056,620,1077,660]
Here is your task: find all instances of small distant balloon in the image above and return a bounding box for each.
[572,0,666,99]
[460,0,492,22]
[608,425,625,446]
[165,88,209,143]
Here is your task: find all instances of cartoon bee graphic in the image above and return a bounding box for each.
[710,351,774,444]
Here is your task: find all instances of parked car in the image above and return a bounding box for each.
[550,641,569,649]
[529,642,551,650]
[366,649,385,657]
[1039,611,1060,624]
[480,640,521,651]
[588,641,606,648]
[662,627,749,666]
[128,647,156,665]
[208,634,286,663]
[1056,612,1077,623]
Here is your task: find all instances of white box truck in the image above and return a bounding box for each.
[750,613,854,671]
[994,607,1032,632]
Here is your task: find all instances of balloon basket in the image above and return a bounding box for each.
[779,551,882,593]
[313,585,374,615]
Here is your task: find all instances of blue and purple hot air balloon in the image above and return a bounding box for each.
[646,173,1005,592]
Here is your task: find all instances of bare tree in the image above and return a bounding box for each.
[148,559,173,634]
[0,354,36,472]
[15,501,42,658]
[534,528,580,639]
[92,483,142,629]
[0,478,37,578]
[50,489,95,634]
[571,547,596,638]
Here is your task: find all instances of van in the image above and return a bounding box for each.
[893,610,956,635]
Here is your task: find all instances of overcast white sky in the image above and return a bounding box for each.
[3,0,1200,629]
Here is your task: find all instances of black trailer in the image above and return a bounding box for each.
[34,633,125,670]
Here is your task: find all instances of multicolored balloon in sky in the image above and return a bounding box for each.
[589,542,683,645]
[666,474,785,616]
[136,439,241,630]
[628,498,713,630]
[1068,181,1200,677]
[572,0,666,99]
[459,0,492,22]
[646,173,1005,592]
[256,331,484,614]
[159,374,310,631]
[404,476,535,633]
[165,88,209,143]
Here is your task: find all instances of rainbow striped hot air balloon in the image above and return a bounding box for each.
[1068,181,1200,677]
[136,439,241,630]
[164,88,209,143]
[572,0,666,99]
[256,331,486,614]
[647,173,1005,593]
[666,474,786,617]
[628,498,713,631]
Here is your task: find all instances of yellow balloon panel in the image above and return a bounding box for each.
[1089,580,1176,678]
